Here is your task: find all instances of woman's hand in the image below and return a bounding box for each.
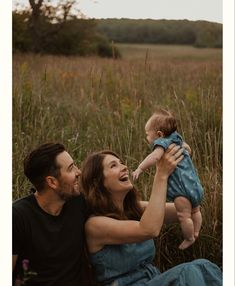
[182,141,192,155]
[157,144,183,178]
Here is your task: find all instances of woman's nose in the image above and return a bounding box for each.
[121,164,127,171]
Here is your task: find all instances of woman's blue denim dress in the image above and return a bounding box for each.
[90,239,222,286]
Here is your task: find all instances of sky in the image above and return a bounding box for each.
[13,0,222,23]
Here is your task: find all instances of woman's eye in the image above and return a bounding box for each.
[111,164,116,168]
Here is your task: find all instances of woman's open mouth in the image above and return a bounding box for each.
[119,175,129,182]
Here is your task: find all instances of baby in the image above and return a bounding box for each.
[133,109,204,250]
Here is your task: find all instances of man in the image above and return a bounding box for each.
[13,143,90,286]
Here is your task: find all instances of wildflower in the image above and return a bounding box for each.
[14,259,37,285]
[22,259,29,271]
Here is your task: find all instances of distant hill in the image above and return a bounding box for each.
[95,19,222,48]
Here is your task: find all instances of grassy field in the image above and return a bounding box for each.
[116,43,222,61]
[13,44,222,271]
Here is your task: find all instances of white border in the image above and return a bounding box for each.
[2,0,232,284]
[0,0,12,284]
[223,0,235,285]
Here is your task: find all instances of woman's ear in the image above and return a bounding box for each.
[45,176,58,189]
[157,131,164,138]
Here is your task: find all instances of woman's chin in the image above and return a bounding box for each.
[126,182,133,190]
[120,182,133,189]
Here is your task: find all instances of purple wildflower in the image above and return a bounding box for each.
[22,259,29,271]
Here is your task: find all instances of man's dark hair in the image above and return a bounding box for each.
[24,143,66,191]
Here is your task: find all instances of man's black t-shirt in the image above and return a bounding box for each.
[13,193,87,286]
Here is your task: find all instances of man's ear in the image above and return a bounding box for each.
[45,176,58,189]
[157,131,164,138]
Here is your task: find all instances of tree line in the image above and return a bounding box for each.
[13,0,120,58]
[96,19,222,48]
[13,0,222,57]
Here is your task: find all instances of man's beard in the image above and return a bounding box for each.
[57,182,80,201]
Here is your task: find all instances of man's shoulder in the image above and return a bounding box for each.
[67,193,88,217]
[13,194,35,211]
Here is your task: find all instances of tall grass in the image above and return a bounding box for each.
[13,44,222,269]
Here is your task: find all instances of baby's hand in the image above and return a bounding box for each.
[132,168,143,181]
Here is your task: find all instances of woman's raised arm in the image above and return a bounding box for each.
[138,144,183,237]
[85,145,183,252]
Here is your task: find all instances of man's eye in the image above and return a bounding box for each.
[111,164,116,168]
[69,164,76,171]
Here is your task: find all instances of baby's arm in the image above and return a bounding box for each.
[182,142,191,155]
[132,147,164,180]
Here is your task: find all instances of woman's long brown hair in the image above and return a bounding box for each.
[81,150,143,220]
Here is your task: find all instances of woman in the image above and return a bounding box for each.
[81,145,222,286]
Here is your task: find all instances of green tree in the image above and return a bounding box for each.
[13,0,121,57]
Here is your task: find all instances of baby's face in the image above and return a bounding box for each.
[145,121,158,144]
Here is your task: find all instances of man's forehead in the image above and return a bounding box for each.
[56,151,74,167]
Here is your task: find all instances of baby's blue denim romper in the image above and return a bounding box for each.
[153,131,204,208]
[90,239,222,285]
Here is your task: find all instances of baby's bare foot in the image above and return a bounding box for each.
[194,231,199,239]
[178,238,195,250]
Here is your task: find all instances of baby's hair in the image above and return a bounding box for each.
[148,108,177,137]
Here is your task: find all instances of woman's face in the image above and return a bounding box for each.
[102,154,133,194]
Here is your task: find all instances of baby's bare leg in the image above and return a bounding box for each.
[174,196,195,250]
[192,206,202,239]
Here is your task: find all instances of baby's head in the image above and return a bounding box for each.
[145,109,177,144]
